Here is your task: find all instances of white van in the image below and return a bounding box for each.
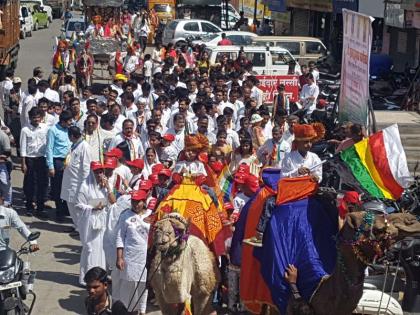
[206,45,300,75]
[19,5,33,39]
[252,36,328,65]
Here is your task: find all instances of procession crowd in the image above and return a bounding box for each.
[0,9,366,315]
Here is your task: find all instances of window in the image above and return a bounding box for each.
[306,41,326,54]
[276,42,300,55]
[184,22,199,32]
[21,7,29,17]
[228,35,245,45]
[216,52,237,62]
[271,51,294,66]
[201,22,220,33]
[245,52,266,67]
[167,21,178,30]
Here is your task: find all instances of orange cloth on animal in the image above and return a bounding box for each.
[240,186,276,313]
[276,176,319,205]
[156,177,228,256]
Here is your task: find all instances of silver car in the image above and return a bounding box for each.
[162,19,222,47]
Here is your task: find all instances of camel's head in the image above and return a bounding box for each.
[153,213,189,253]
[343,208,420,263]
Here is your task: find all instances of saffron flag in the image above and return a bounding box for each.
[340,124,411,200]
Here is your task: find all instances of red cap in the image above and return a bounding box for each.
[139,179,153,191]
[318,99,328,108]
[245,174,260,193]
[90,161,104,171]
[162,134,175,142]
[126,159,145,170]
[158,168,172,177]
[343,191,361,205]
[131,190,148,201]
[234,173,247,184]
[105,148,123,159]
[152,163,164,175]
[149,173,159,185]
[237,164,250,175]
[223,202,234,210]
[103,157,117,169]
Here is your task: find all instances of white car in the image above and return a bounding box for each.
[192,31,257,48]
[19,5,33,38]
[162,19,222,46]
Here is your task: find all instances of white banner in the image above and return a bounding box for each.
[339,9,374,127]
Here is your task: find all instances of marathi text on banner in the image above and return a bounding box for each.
[256,75,300,104]
[339,9,373,128]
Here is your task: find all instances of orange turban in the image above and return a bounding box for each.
[184,134,209,152]
[293,123,325,142]
[92,15,102,25]
[57,39,68,49]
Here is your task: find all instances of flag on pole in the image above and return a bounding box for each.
[340,124,411,200]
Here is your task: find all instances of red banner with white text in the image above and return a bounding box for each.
[256,75,300,104]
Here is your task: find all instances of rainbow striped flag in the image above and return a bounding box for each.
[218,165,234,202]
[340,124,411,200]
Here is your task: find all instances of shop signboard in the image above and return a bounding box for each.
[241,0,272,19]
[339,9,373,127]
[333,0,358,14]
[385,3,405,28]
[286,0,333,12]
[265,0,286,12]
[401,0,420,11]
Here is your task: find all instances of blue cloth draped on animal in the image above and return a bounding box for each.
[254,197,338,313]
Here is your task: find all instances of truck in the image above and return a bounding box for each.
[0,0,20,80]
[44,0,71,19]
[148,0,175,24]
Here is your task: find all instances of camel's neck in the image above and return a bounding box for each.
[335,242,366,288]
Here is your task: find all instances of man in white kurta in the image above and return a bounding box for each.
[280,123,323,183]
[61,126,92,231]
[257,126,291,168]
[76,161,117,286]
[115,190,151,314]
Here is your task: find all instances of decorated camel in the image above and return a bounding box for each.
[149,213,221,315]
[307,211,420,315]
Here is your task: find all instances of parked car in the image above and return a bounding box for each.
[32,0,53,22]
[162,19,222,46]
[192,31,257,48]
[19,5,33,39]
[252,36,328,65]
[21,1,49,30]
[206,45,300,75]
[65,16,86,39]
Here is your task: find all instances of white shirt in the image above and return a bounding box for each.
[251,86,264,106]
[124,104,138,128]
[0,78,13,107]
[143,60,153,77]
[174,160,207,176]
[282,129,294,147]
[115,209,151,282]
[41,113,56,127]
[257,138,291,168]
[20,94,37,127]
[20,123,49,157]
[61,140,93,203]
[124,55,139,74]
[300,83,319,115]
[44,88,60,103]
[262,121,273,140]
[165,128,185,155]
[281,150,322,183]
[226,128,240,149]
[233,192,250,215]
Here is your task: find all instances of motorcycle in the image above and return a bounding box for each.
[0,232,40,315]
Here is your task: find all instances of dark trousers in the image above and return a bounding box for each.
[23,157,48,211]
[256,196,276,234]
[51,158,68,218]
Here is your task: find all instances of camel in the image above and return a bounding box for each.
[149,213,221,315]
[308,211,420,315]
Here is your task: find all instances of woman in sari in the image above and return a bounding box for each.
[141,147,159,179]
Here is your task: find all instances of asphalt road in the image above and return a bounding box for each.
[10,17,161,315]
